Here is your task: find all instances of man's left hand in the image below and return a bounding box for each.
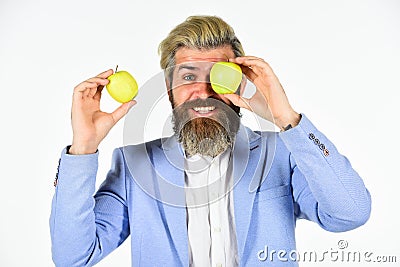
[224,56,301,130]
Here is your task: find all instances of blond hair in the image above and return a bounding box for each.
[158,15,245,70]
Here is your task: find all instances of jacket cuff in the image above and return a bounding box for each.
[54,146,99,189]
[279,113,333,159]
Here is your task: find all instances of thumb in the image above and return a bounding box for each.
[111,100,137,123]
[224,94,251,111]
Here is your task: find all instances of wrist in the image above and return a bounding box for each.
[275,111,301,131]
[69,144,98,155]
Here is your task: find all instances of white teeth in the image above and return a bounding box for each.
[193,106,215,113]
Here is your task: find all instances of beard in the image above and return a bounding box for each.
[172,98,241,158]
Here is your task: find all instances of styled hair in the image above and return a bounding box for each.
[158,15,245,71]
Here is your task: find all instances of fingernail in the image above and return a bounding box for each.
[128,100,136,108]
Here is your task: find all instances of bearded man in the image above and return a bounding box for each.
[50,16,371,267]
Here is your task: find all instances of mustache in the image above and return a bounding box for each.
[175,97,229,110]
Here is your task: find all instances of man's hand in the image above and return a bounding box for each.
[69,69,136,155]
[224,56,300,130]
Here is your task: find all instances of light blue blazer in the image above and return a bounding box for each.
[50,115,371,266]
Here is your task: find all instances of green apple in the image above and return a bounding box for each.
[106,70,138,103]
[210,62,242,94]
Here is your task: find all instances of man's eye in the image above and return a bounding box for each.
[183,74,196,81]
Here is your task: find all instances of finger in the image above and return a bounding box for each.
[231,56,264,62]
[86,77,110,86]
[75,77,109,100]
[238,58,270,70]
[73,81,99,101]
[93,85,104,101]
[241,66,258,82]
[223,94,251,111]
[229,56,264,67]
[230,57,272,76]
[80,84,106,101]
[230,58,269,83]
[91,71,113,99]
[87,87,98,98]
[96,69,114,79]
[111,100,137,123]
[229,57,260,83]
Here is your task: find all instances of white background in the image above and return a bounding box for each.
[1,0,399,266]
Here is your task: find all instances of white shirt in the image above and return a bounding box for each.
[184,149,239,267]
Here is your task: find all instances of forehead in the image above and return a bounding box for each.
[174,46,235,65]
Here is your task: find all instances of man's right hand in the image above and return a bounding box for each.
[69,69,136,155]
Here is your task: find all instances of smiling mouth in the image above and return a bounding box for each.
[192,106,216,114]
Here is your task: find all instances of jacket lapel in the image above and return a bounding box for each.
[152,136,188,266]
[233,125,266,263]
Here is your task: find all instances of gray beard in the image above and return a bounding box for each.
[178,117,233,158]
[172,98,240,158]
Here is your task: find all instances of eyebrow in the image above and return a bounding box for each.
[177,65,200,73]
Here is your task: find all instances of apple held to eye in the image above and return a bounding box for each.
[210,62,242,94]
[106,70,138,103]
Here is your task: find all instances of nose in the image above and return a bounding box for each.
[191,82,216,99]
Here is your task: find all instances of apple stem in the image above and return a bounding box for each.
[115,65,119,73]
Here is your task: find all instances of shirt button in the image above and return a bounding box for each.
[308,133,315,140]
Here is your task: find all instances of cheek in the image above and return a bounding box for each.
[171,83,204,106]
[170,87,190,107]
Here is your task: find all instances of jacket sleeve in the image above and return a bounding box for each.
[50,147,130,267]
[279,114,371,232]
